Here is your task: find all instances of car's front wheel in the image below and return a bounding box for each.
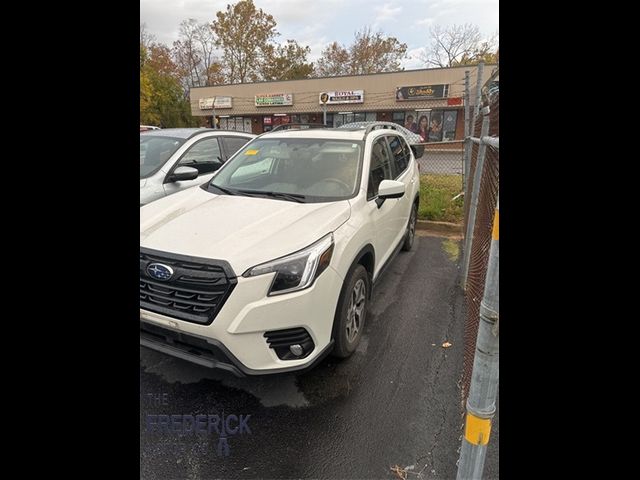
[402,203,418,251]
[332,264,369,358]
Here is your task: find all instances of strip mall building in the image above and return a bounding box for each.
[189,64,496,140]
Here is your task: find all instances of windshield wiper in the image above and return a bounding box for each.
[234,189,307,203]
[263,191,307,203]
[210,183,237,195]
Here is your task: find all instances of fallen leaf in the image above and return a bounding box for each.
[442,342,452,348]
[390,465,408,480]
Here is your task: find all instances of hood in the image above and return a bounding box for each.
[140,187,351,275]
[140,178,147,188]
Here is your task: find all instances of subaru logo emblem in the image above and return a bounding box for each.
[147,263,174,281]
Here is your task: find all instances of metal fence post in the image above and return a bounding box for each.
[472,61,484,126]
[463,71,471,191]
[461,107,490,289]
[457,197,499,480]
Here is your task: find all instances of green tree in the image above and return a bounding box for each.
[316,27,407,76]
[211,0,278,83]
[140,42,199,128]
[261,40,314,81]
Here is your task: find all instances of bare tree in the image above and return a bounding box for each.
[173,19,204,89]
[140,23,155,49]
[422,24,496,68]
[193,22,219,86]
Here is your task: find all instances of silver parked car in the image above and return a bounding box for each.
[140,128,256,206]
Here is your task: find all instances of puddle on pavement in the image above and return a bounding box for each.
[141,348,309,408]
[141,336,369,409]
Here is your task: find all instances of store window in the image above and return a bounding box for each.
[219,117,252,133]
[442,110,458,141]
[392,112,405,126]
[333,112,377,127]
[392,109,459,141]
[428,111,444,142]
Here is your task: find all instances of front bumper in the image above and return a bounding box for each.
[140,321,334,376]
[140,265,343,374]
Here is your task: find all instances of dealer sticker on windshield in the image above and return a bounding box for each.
[245,149,259,155]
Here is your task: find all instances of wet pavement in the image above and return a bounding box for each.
[140,235,499,479]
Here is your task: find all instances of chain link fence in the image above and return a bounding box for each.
[416,141,464,189]
[461,95,499,401]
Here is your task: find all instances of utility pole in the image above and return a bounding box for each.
[471,61,484,134]
[457,196,499,480]
[463,70,471,191]
[320,92,328,125]
[212,96,217,129]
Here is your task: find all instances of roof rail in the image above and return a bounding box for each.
[362,122,403,137]
[270,123,328,132]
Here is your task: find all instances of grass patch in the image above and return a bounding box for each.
[442,239,460,262]
[418,174,464,223]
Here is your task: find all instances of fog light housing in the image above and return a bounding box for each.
[264,327,315,360]
[290,344,304,357]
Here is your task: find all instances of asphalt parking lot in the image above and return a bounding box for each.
[140,235,499,479]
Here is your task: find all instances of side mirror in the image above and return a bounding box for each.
[376,179,405,208]
[411,144,425,159]
[168,166,198,182]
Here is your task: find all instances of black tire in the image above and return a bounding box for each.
[402,202,418,251]
[332,264,369,358]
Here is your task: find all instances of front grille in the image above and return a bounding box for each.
[264,327,315,360]
[140,321,233,365]
[140,247,237,325]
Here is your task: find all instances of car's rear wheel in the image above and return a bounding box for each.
[332,264,368,358]
[402,203,418,251]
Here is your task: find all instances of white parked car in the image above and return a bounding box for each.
[140,124,421,375]
[140,128,255,206]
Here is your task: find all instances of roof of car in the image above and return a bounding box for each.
[337,121,423,144]
[259,128,367,141]
[140,128,255,140]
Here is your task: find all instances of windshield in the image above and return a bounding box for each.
[209,138,363,202]
[140,136,185,179]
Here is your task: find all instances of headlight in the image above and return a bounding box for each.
[243,233,334,296]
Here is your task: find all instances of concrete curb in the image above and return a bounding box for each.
[416,220,462,234]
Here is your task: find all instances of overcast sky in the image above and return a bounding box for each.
[140,0,498,70]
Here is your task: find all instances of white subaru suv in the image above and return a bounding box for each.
[140,124,421,376]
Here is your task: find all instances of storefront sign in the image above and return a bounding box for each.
[198,96,233,110]
[319,90,364,105]
[255,93,293,107]
[396,84,448,101]
[263,117,272,125]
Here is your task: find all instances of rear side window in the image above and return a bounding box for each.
[368,137,394,199]
[387,135,411,177]
[221,136,253,160]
